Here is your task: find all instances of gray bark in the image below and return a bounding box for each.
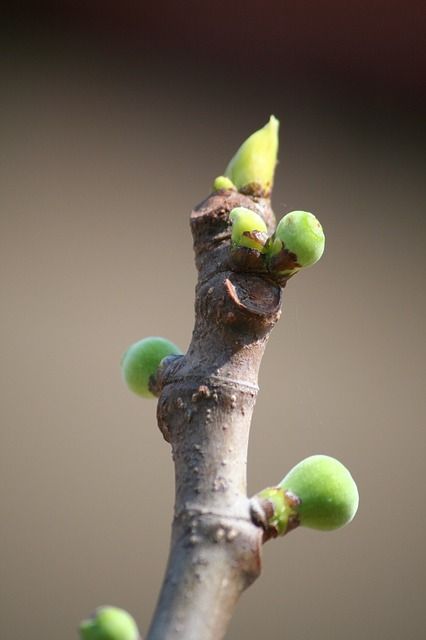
[146,190,282,640]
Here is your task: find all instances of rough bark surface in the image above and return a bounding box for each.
[146,190,283,640]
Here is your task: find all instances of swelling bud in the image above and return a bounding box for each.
[229,206,268,253]
[79,606,140,640]
[268,210,325,276]
[280,454,359,531]
[224,115,279,196]
[121,337,181,398]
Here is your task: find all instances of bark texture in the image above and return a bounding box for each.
[146,190,283,640]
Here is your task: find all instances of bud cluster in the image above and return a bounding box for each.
[229,206,325,280]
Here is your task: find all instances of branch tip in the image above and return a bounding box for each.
[223,116,279,197]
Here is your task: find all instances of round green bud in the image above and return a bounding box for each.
[224,115,279,195]
[229,206,268,253]
[280,455,359,531]
[213,175,235,191]
[270,211,325,273]
[79,606,140,640]
[121,336,181,398]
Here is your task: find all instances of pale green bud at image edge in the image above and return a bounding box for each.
[121,336,182,398]
[280,455,359,531]
[229,206,268,252]
[224,115,279,194]
[79,606,140,640]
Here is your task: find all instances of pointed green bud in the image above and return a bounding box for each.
[224,115,279,196]
[213,175,235,192]
[229,206,268,253]
[79,606,140,640]
[121,337,181,398]
[268,210,325,276]
[280,455,359,531]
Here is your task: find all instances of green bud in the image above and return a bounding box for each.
[229,206,268,253]
[268,210,325,276]
[213,175,235,192]
[224,115,279,196]
[280,455,359,531]
[121,337,181,398]
[79,606,140,640]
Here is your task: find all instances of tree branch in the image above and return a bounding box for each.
[80,118,358,640]
[146,190,281,640]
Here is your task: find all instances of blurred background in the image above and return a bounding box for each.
[1,2,425,639]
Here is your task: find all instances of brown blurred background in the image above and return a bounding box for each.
[1,2,425,639]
